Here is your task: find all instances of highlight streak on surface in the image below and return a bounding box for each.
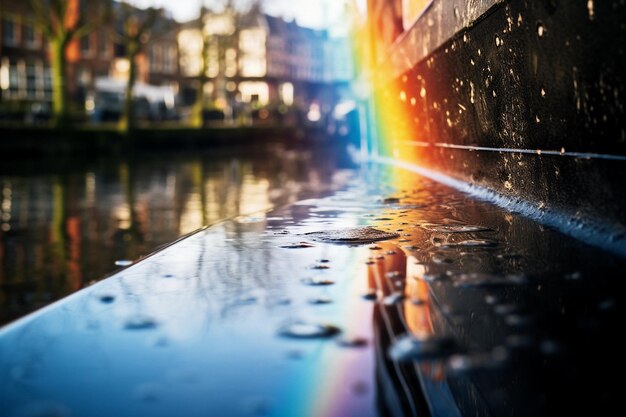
[398,140,626,162]
[375,155,626,258]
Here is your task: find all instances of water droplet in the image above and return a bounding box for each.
[389,334,461,362]
[235,295,258,305]
[9,402,71,417]
[505,314,535,327]
[305,227,400,244]
[337,336,368,348]
[286,349,305,360]
[272,296,292,306]
[422,273,445,282]
[537,22,545,37]
[133,383,160,402]
[278,321,341,339]
[506,334,536,350]
[302,277,335,286]
[363,290,378,301]
[540,339,560,355]
[448,347,509,374]
[453,273,526,288]
[420,87,426,98]
[383,197,401,204]
[99,294,115,304]
[115,259,133,267]
[383,292,404,305]
[485,294,500,305]
[495,35,502,47]
[124,315,158,330]
[385,271,402,279]
[242,396,273,416]
[587,0,595,20]
[421,223,493,233]
[280,242,315,249]
[153,335,169,347]
[494,303,521,315]
[541,87,546,97]
[564,271,583,281]
[598,298,616,311]
[441,239,498,248]
[432,253,454,264]
[308,296,333,305]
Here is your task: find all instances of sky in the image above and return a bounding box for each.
[126,0,358,28]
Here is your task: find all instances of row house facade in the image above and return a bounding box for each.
[0,0,182,118]
[178,9,355,113]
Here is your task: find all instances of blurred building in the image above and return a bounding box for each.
[0,0,181,120]
[1,1,354,123]
[177,8,355,117]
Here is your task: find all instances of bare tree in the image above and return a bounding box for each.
[27,0,111,127]
[115,2,159,133]
[190,6,211,128]
[190,0,260,127]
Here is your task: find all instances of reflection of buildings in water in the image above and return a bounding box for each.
[0,146,351,324]
[367,242,450,417]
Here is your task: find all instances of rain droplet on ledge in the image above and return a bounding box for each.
[389,334,462,362]
[124,315,158,330]
[278,321,341,339]
[302,277,335,286]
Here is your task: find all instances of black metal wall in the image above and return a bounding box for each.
[377,0,626,254]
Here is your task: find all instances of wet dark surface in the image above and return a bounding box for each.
[377,0,626,247]
[0,161,623,416]
[0,144,355,325]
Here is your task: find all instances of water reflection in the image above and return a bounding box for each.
[0,144,354,325]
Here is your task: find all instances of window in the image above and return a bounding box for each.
[23,24,39,48]
[0,58,9,91]
[98,31,109,58]
[151,44,162,72]
[78,66,91,87]
[43,66,52,97]
[239,56,266,77]
[26,61,37,98]
[207,39,219,77]
[225,48,237,77]
[2,18,16,46]
[164,45,176,74]
[80,34,92,56]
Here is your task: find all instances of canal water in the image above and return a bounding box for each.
[0,143,356,325]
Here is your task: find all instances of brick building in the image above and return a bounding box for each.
[0,0,181,120]
[177,8,354,114]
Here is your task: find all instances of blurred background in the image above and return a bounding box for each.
[0,0,366,131]
[0,0,368,324]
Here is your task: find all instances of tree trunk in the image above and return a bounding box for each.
[50,37,70,128]
[191,32,210,128]
[119,44,138,134]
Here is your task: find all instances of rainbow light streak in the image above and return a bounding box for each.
[347,2,429,168]
[274,255,377,417]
